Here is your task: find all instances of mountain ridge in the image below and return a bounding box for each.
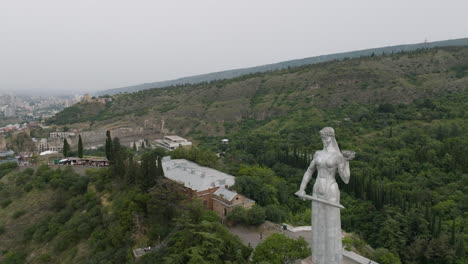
[52,45,468,143]
[96,37,468,96]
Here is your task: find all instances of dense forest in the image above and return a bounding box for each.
[190,92,467,264]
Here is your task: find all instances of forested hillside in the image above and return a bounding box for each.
[0,140,259,264]
[5,45,468,263]
[50,46,468,138]
[198,92,467,264]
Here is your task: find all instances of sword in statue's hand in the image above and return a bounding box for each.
[295,191,345,209]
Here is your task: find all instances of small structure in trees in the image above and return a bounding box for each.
[212,186,255,218]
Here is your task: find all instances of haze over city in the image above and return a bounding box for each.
[1,0,468,95]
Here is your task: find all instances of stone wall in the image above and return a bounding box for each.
[79,127,161,149]
[0,135,6,151]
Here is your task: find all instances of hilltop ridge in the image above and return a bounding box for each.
[96,37,468,96]
[52,45,468,140]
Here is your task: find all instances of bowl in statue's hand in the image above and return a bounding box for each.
[341,150,355,160]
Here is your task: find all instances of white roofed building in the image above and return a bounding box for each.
[162,157,237,209]
[155,135,192,151]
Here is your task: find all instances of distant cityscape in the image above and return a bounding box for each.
[0,93,82,127]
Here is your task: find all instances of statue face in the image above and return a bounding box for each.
[321,136,332,147]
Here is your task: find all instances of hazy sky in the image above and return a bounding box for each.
[1,0,467,95]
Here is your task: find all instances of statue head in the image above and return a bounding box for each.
[319,127,340,152]
[319,127,334,146]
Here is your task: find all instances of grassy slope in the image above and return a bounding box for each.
[0,169,99,264]
[0,173,55,262]
[49,46,468,136]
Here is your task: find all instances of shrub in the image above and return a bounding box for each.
[0,162,18,179]
[12,210,26,219]
[264,205,288,223]
[3,251,27,264]
[247,205,266,226]
[227,205,266,226]
[252,233,310,264]
[24,183,33,192]
[1,199,12,208]
[37,254,52,263]
[23,168,34,175]
[372,248,402,264]
[227,206,248,223]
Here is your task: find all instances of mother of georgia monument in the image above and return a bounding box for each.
[295,127,355,264]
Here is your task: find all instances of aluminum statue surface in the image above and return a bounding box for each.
[295,127,355,264]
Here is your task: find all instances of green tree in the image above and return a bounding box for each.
[246,205,266,226]
[233,176,277,206]
[110,137,126,179]
[252,233,309,264]
[264,205,287,223]
[146,179,185,238]
[145,221,251,264]
[226,206,248,223]
[125,155,137,185]
[63,138,70,157]
[139,151,157,191]
[372,248,401,264]
[372,207,408,254]
[78,135,83,158]
[105,130,112,160]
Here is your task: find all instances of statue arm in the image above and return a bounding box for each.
[297,156,316,195]
[338,156,350,184]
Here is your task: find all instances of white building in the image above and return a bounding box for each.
[49,132,76,139]
[162,157,235,192]
[47,138,64,153]
[35,138,64,153]
[155,135,192,151]
[37,138,49,152]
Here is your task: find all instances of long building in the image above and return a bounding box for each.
[155,136,192,151]
[162,157,254,216]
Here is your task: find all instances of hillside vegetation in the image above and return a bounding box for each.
[50,46,468,137]
[14,45,468,264]
[210,92,468,264]
[0,144,255,264]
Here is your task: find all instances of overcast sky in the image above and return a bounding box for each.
[1,0,467,95]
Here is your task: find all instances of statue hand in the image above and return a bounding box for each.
[295,190,306,200]
[342,150,355,161]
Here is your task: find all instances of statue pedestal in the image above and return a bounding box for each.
[301,251,379,264]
